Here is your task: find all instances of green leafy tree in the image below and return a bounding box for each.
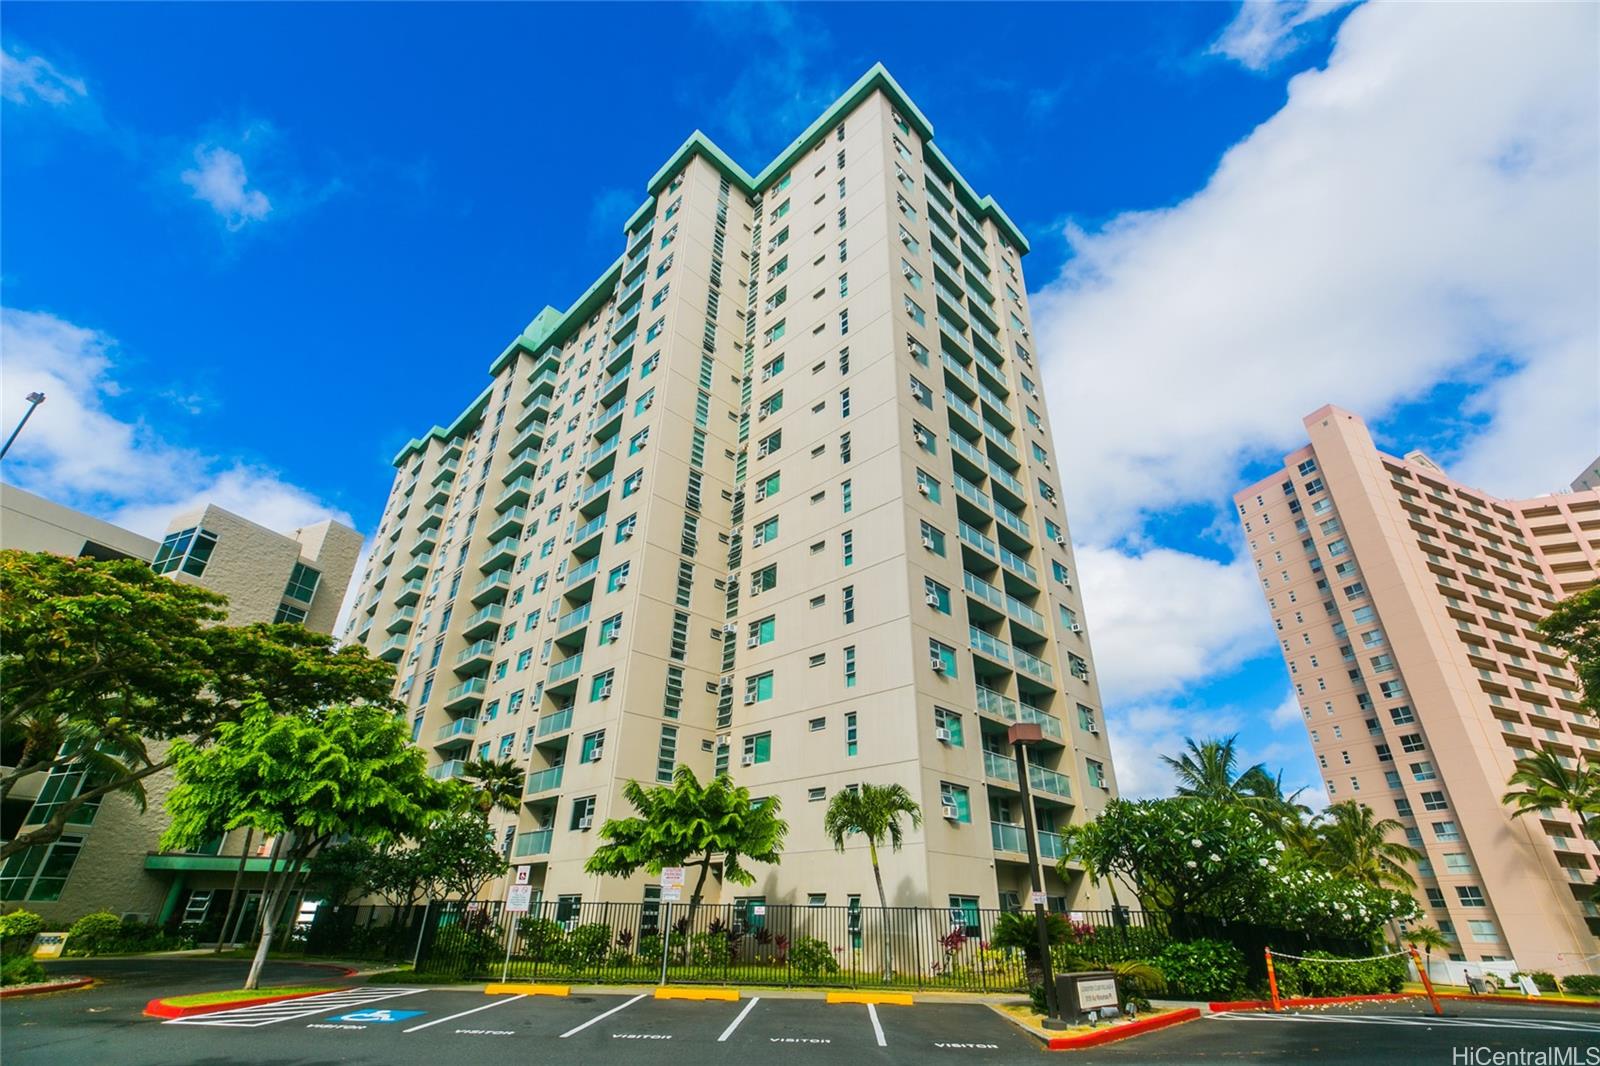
[1502,749,1600,840]
[425,809,510,902]
[822,782,922,977]
[584,766,788,934]
[989,910,1073,991]
[307,840,384,907]
[162,702,441,989]
[1312,801,1421,890]
[460,757,524,816]
[1162,734,1306,821]
[1404,923,1451,978]
[0,550,397,859]
[1537,586,1600,715]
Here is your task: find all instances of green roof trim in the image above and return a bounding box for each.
[145,853,286,874]
[396,62,1027,468]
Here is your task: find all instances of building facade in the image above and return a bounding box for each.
[1236,406,1600,975]
[0,483,363,924]
[345,66,1118,917]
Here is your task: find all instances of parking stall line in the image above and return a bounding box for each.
[717,997,761,1042]
[1210,1011,1600,1033]
[164,987,428,1028]
[558,993,649,1038]
[403,994,527,1033]
[866,1003,887,1047]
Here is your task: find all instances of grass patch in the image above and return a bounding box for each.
[162,985,335,1008]
[1403,981,1600,1004]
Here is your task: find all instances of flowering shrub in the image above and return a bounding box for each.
[1155,938,1248,1000]
[787,936,839,978]
[1273,951,1407,997]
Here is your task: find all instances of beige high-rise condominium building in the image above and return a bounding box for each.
[0,483,363,923]
[1237,406,1600,976]
[346,65,1117,917]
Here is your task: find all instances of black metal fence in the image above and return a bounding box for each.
[414,900,1172,991]
[303,904,429,962]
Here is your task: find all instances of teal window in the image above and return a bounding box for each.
[1044,519,1063,542]
[483,700,500,721]
[745,672,774,704]
[773,198,791,219]
[283,562,321,603]
[948,894,980,933]
[940,784,972,823]
[841,530,854,567]
[762,354,785,380]
[273,603,307,624]
[152,526,219,576]
[757,430,781,457]
[930,639,958,678]
[590,670,615,701]
[904,296,926,325]
[935,707,964,746]
[760,390,784,417]
[516,649,532,671]
[650,287,669,311]
[0,835,85,901]
[645,318,664,343]
[750,615,776,645]
[1052,561,1070,584]
[756,472,781,500]
[751,564,777,593]
[843,645,856,688]
[743,731,773,763]
[920,521,946,556]
[1086,759,1106,789]
[26,770,101,829]
[841,479,852,513]
[628,428,650,455]
[656,254,673,278]
[580,730,605,763]
[607,563,630,592]
[507,690,525,714]
[640,353,660,377]
[916,469,941,501]
[658,226,676,250]
[924,578,950,614]
[764,318,786,345]
[1077,705,1097,732]
[634,389,656,415]
[753,516,779,545]
[656,725,678,783]
[615,515,637,543]
[622,471,644,498]
[1060,605,1079,630]
[845,712,858,756]
[599,613,623,644]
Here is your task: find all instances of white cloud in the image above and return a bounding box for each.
[1,44,87,106]
[181,144,272,229]
[1075,544,1274,704]
[1033,1,1599,546]
[1209,1,1355,71]
[0,308,351,539]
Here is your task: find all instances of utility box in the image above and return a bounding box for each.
[1057,970,1119,1020]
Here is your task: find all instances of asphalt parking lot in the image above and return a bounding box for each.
[7,959,1600,1065]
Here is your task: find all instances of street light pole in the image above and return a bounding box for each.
[1010,722,1065,1027]
[0,392,46,460]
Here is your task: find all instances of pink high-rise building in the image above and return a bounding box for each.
[1236,406,1600,975]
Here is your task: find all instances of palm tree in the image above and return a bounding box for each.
[461,757,523,816]
[1502,749,1600,841]
[823,783,922,977]
[1313,800,1421,890]
[1403,924,1451,982]
[1162,735,1270,805]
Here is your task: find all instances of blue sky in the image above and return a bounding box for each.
[4,2,1595,802]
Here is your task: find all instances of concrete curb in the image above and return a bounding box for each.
[654,987,739,1001]
[485,982,569,996]
[825,990,914,1006]
[144,987,350,1019]
[0,977,94,999]
[1045,1007,1202,1051]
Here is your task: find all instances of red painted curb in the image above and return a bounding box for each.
[144,986,348,1019]
[1210,992,1412,1012]
[1435,992,1600,1009]
[0,977,94,998]
[1046,1007,1201,1050]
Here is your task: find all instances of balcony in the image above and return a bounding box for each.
[597,365,630,405]
[969,626,1012,666]
[954,474,993,513]
[417,503,446,530]
[393,578,424,606]
[589,398,625,439]
[537,706,574,738]
[958,519,998,560]
[584,435,620,474]
[1038,830,1066,860]
[430,459,459,487]
[461,604,505,641]
[555,602,592,634]
[571,512,606,553]
[525,765,565,795]
[503,448,538,482]
[991,821,1028,854]
[470,570,512,606]
[514,828,553,858]
[993,504,1030,543]
[489,507,527,542]
[510,424,543,457]
[547,653,584,685]
[481,536,520,573]
[564,557,600,590]
[1030,764,1073,801]
[498,476,534,511]
[527,367,558,397]
[377,634,408,662]
[424,483,449,508]
[577,473,614,517]
[434,718,478,748]
[429,759,468,782]
[409,528,438,556]
[443,677,488,712]
[402,553,432,581]
[1014,647,1056,685]
[975,686,1063,742]
[983,749,1019,785]
[453,639,495,675]
[385,606,417,634]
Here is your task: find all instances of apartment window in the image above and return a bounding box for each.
[838,273,849,298]
[755,471,781,500]
[1421,790,1448,811]
[1078,705,1097,732]
[751,564,778,594]
[607,563,630,592]
[1390,705,1416,725]
[916,469,941,502]
[1410,761,1437,782]
[764,319,786,345]
[919,521,946,556]
[753,516,779,546]
[839,432,851,463]
[909,375,932,407]
[934,706,964,746]
[929,639,958,678]
[1455,886,1486,908]
[621,470,644,498]
[1467,920,1500,943]
[904,297,926,325]
[590,670,615,702]
[845,712,858,756]
[758,430,782,458]
[1384,770,1402,789]
[908,335,929,365]
[841,530,854,567]
[1087,759,1108,790]
[273,603,307,624]
[628,428,650,456]
[841,479,853,513]
[152,526,220,576]
[939,782,971,823]
[580,730,606,763]
[598,613,623,645]
[843,645,857,687]
[762,354,785,381]
[924,577,951,614]
[745,672,774,704]
[0,834,85,901]
[838,238,848,262]
[913,421,935,453]
[283,562,321,604]
[750,615,776,646]
[842,585,855,624]
[569,796,596,831]
[1399,733,1425,753]
[742,731,773,764]
[1433,821,1460,841]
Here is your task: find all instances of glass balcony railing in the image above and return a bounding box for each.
[958,520,997,559]
[537,706,574,737]
[443,677,487,708]
[1030,763,1073,800]
[454,639,495,668]
[571,512,606,544]
[578,472,614,508]
[514,828,553,857]
[993,504,1030,541]
[525,765,565,794]
[547,653,583,683]
[565,558,600,588]
[975,686,1064,740]
[1014,647,1055,684]
[434,718,478,744]
[999,545,1038,584]
[991,821,1028,853]
[429,759,467,781]
[555,603,592,634]
[954,474,992,511]
[969,626,1011,665]
[1038,830,1066,860]
[983,749,1019,784]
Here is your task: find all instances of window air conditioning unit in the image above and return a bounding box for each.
[941,805,960,820]
[621,527,634,539]
[741,754,756,767]
[723,623,738,635]
[935,727,951,743]
[759,410,768,420]
[913,431,928,446]
[747,636,760,648]
[921,536,935,550]
[615,577,627,588]
[744,693,757,705]
[1070,624,1083,634]
[931,657,947,673]
[918,483,930,496]
[1055,536,1067,548]
[577,816,593,830]
[1089,727,1100,736]
[606,630,621,644]
[925,592,941,606]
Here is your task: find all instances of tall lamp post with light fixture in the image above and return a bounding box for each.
[1010,721,1067,1027]
[0,392,46,460]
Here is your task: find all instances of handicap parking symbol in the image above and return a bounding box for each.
[330,1009,426,1023]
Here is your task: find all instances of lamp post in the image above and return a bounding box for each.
[0,392,45,460]
[1009,722,1065,1027]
